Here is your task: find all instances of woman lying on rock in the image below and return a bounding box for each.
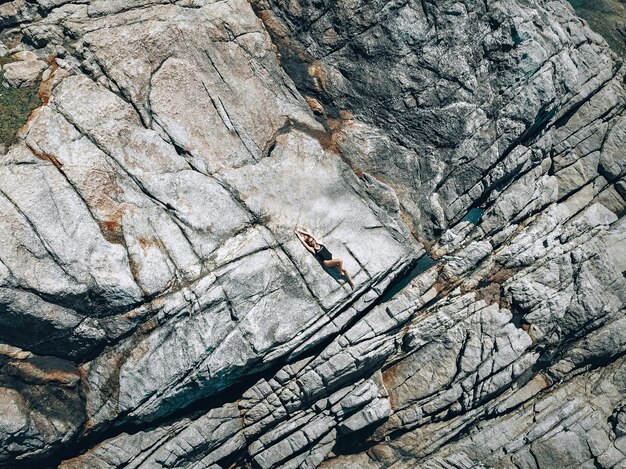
[295,228,355,289]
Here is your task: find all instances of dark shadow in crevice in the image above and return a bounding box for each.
[332,419,389,456]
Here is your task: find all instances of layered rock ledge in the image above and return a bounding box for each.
[0,0,624,468]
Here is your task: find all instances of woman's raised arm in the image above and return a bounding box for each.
[295,229,316,254]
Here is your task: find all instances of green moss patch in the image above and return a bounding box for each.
[568,0,626,60]
[0,56,42,149]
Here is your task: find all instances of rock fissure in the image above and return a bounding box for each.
[0,0,625,467]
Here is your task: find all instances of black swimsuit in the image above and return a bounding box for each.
[314,244,333,262]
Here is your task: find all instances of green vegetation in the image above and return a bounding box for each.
[568,0,626,60]
[0,56,42,149]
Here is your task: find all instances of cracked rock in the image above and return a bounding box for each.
[0,0,624,467]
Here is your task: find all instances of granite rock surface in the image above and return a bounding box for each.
[0,0,624,467]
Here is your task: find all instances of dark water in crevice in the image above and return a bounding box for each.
[379,254,437,303]
[461,207,484,225]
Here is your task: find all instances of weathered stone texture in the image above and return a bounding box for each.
[0,0,624,467]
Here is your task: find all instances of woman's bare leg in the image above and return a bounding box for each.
[342,268,355,289]
[323,258,355,289]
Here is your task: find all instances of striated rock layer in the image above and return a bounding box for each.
[0,0,624,467]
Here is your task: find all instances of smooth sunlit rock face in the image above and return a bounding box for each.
[0,0,624,467]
